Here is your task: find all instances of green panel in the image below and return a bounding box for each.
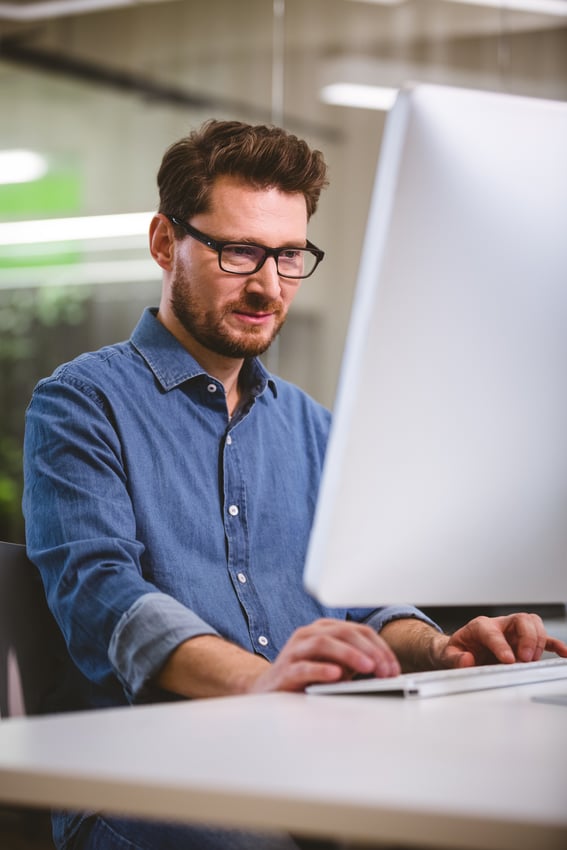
[0,164,83,268]
[0,165,82,218]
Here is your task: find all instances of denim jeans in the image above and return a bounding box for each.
[70,814,338,850]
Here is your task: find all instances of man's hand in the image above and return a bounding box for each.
[250,618,401,693]
[156,614,567,700]
[154,619,400,699]
[380,613,567,673]
[434,613,567,669]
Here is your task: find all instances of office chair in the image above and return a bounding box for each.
[0,541,63,847]
[0,540,63,719]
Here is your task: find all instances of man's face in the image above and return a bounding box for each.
[168,174,309,360]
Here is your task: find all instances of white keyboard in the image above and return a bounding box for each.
[306,656,567,699]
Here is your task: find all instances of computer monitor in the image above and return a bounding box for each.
[304,83,567,613]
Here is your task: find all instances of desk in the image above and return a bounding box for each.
[0,681,566,850]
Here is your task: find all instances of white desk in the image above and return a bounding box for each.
[0,681,566,850]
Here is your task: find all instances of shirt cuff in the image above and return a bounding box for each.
[108,592,220,702]
[364,605,442,633]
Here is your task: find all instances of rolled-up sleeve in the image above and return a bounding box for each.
[109,593,219,702]
[23,368,219,706]
[364,605,442,633]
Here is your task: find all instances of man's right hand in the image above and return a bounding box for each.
[250,618,401,693]
[155,619,400,699]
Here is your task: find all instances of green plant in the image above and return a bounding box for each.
[0,285,91,542]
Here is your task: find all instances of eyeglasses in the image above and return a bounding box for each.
[167,215,324,279]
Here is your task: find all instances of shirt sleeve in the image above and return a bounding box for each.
[109,593,219,702]
[363,605,442,633]
[23,372,218,704]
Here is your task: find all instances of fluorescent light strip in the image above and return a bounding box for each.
[0,211,154,245]
[350,0,567,14]
[347,0,405,5]
[0,150,48,185]
[0,258,159,289]
[0,0,176,22]
[444,0,567,15]
[320,83,399,111]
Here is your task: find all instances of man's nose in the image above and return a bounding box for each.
[245,256,282,299]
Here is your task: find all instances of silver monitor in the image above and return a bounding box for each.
[304,83,567,609]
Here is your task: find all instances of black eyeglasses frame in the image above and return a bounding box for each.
[166,215,324,280]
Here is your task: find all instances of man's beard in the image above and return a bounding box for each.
[170,274,287,359]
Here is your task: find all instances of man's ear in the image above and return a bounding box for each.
[149,214,176,270]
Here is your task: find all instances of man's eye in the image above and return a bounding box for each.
[227,245,258,259]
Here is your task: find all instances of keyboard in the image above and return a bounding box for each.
[306,656,567,699]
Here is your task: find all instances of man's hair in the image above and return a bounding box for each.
[157,119,328,222]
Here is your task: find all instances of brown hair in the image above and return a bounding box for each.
[157,119,328,222]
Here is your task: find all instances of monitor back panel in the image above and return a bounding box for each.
[304,84,567,608]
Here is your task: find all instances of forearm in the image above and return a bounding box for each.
[380,618,449,673]
[154,634,270,699]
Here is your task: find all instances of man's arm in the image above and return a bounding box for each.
[380,612,567,672]
[154,634,269,698]
[155,612,567,699]
[154,618,403,698]
[24,377,221,705]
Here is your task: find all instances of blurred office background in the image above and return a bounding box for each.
[1,0,566,543]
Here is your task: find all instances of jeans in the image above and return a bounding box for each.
[70,814,339,850]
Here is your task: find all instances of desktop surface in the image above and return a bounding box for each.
[0,681,566,850]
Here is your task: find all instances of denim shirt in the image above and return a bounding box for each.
[23,307,433,710]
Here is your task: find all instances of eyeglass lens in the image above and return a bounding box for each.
[220,244,317,278]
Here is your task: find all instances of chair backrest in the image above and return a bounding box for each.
[0,541,64,717]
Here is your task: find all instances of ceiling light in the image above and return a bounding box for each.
[347,0,405,5]
[0,211,154,245]
[351,0,567,12]
[0,259,159,290]
[0,0,179,23]
[320,83,399,111]
[0,150,48,185]
[446,0,567,15]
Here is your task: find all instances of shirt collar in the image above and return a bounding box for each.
[131,308,278,399]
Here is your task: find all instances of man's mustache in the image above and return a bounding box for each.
[230,294,283,314]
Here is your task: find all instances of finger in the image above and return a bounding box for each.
[451,617,516,664]
[481,629,518,663]
[439,644,477,669]
[291,630,394,677]
[276,660,346,692]
[287,621,401,678]
[252,659,344,693]
[545,636,567,658]
[503,614,547,662]
[327,621,402,676]
[331,622,401,676]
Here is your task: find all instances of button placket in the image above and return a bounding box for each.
[222,421,272,658]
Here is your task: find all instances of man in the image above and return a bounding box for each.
[23,120,567,850]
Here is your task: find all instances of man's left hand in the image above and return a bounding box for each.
[436,613,567,668]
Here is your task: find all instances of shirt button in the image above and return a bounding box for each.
[207,383,217,393]
[237,572,247,584]
[226,435,232,446]
[258,635,269,647]
[228,504,239,517]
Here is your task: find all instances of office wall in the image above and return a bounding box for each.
[0,0,566,540]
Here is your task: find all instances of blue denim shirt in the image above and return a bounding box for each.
[23,307,433,711]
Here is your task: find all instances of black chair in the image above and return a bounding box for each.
[0,541,61,848]
[0,540,64,719]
